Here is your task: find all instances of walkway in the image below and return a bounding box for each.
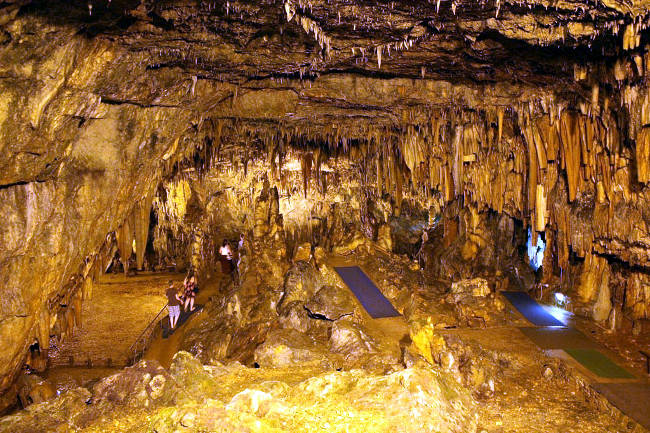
[502,291,650,430]
[46,272,184,392]
[143,274,230,369]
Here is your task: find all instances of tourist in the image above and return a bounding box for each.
[415,229,428,269]
[165,281,181,329]
[183,275,198,312]
[236,233,245,268]
[219,239,233,260]
[218,239,234,274]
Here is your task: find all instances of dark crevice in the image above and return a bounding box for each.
[304,306,352,322]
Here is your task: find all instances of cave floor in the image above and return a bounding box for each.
[10,249,648,432]
[335,247,650,432]
[45,272,186,392]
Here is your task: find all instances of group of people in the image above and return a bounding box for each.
[165,233,245,330]
[165,274,198,329]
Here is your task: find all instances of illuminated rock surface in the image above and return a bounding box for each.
[0,0,649,430]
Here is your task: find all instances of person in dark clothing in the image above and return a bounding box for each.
[218,239,234,274]
[165,281,181,329]
[183,275,198,312]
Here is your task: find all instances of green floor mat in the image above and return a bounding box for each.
[564,349,634,379]
[519,327,601,350]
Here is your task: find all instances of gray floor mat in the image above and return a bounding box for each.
[592,383,650,430]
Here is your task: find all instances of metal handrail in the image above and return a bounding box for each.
[127,302,168,364]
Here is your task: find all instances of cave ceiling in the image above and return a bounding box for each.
[2,0,648,188]
[19,0,644,80]
[10,0,647,97]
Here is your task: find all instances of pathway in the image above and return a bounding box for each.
[502,291,650,430]
[45,272,184,392]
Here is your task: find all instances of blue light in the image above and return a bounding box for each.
[526,228,545,271]
[554,292,567,304]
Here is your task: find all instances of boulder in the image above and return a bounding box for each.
[376,223,392,251]
[278,300,312,333]
[254,329,327,367]
[450,278,490,298]
[277,261,322,313]
[328,318,375,360]
[16,373,56,408]
[91,360,180,410]
[293,242,312,263]
[0,387,91,433]
[409,318,448,365]
[332,231,368,255]
[168,351,222,402]
[305,285,357,321]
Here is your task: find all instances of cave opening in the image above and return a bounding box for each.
[1,0,650,431]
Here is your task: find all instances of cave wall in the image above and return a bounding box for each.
[0,17,199,394]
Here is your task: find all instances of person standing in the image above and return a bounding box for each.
[183,275,198,312]
[218,239,233,274]
[165,281,181,329]
[236,233,245,269]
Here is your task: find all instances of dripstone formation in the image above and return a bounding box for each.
[0,0,649,430]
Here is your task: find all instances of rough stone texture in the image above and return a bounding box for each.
[304,285,358,321]
[1,0,650,406]
[254,328,328,368]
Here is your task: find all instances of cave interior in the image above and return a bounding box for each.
[0,0,650,431]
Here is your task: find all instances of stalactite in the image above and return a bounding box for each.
[497,108,504,147]
[134,187,155,270]
[376,155,383,196]
[451,125,463,197]
[394,154,403,216]
[115,213,134,274]
[301,152,313,198]
[82,276,93,300]
[73,291,82,328]
[535,184,546,232]
[560,111,581,201]
[37,307,50,353]
[636,128,650,183]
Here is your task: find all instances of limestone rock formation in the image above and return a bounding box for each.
[304,285,358,321]
[0,0,649,428]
